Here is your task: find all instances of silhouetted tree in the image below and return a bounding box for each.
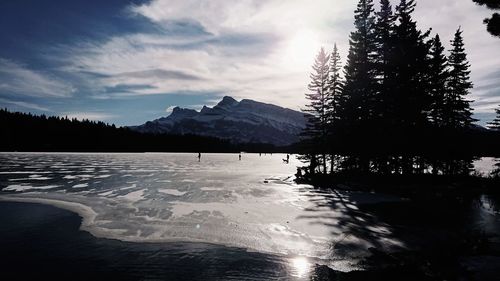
[339,0,378,172]
[374,0,395,124]
[302,48,331,173]
[296,0,497,178]
[428,34,449,127]
[327,44,344,173]
[392,0,432,130]
[342,0,378,127]
[328,44,344,123]
[472,0,500,37]
[488,105,500,130]
[445,28,475,129]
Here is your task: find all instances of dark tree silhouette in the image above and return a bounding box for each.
[428,34,449,127]
[488,105,500,130]
[296,0,500,179]
[445,28,475,129]
[374,0,395,125]
[392,0,432,130]
[472,0,500,37]
[342,0,378,127]
[301,48,331,174]
[327,44,344,124]
[327,44,344,173]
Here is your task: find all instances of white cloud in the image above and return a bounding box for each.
[61,0,499,116]
[0,58,75,98]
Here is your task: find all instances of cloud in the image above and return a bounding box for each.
[0,58,75,98]
[0,97,50,112]
[55,0,355,107]
[60,112,117,121]
[115,69,203,80]
[38,0,498,124]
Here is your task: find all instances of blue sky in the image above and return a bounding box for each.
[1,0,499,126]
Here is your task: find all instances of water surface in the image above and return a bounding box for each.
[0,153,499,279]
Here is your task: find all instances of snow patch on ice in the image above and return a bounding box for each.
[119,189,146,201]
[3,184,60,192]
[158,189,186,196]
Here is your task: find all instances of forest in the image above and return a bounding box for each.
[0,109,282,153]
[299,0,500,178]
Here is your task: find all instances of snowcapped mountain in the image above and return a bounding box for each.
[131,96,307,146]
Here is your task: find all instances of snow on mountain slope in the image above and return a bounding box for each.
[131,96,307,146]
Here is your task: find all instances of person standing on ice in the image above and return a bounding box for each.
[239,153,242,161]
[198,152,201,162]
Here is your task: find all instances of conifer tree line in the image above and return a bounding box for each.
[301,0,500,177]
[0,108,279,153]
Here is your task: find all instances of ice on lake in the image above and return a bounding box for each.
[0,153,495,271]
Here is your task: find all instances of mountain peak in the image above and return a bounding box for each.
[216,96,238,108]
[169,106,197,118]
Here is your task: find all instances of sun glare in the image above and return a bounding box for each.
[285,29,321,69]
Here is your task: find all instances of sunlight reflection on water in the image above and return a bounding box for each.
[290,256,311,278]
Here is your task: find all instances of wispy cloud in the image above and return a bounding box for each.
[0,97,50,112]
[0,58,75,98]
[55,0,500,117]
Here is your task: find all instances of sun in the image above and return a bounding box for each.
[285,29,321,68]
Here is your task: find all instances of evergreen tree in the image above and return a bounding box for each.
[487,105,500,130]
[374,0,395,124]
[327,44,344,124]
[302,47,331,173]
[391,0,432,130]
[446,27,475,129]
[342,0,378,127]
[428,34,449,127]
[327,44,344,173]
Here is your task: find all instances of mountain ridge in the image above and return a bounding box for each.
[130,96,307,146]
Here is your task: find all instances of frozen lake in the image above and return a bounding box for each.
[0,152,406,271]
[0,152,498,278]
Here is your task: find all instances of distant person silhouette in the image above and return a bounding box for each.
[283,154,290,164]
[239,153,242,161]
[198,152,201,162]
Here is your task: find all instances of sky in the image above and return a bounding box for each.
[0,0,499,126]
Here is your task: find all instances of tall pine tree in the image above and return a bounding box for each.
[392,0,432,130]
[302,48,331,174]
[428,34,449,127]
[327,44,344,173]
[342,0,378,128]
[327,44,344,125]
[374,0,395,124]
[446,27,475,129]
